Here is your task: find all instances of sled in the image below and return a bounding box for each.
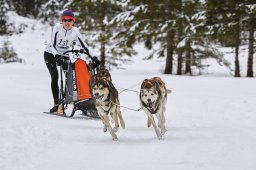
[56,49,100,119]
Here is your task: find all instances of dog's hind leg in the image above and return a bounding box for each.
[102,113,118,141]
[146,113,162,140]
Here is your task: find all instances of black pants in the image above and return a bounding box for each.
[44,52,59,105]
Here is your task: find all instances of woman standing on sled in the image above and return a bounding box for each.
[44,9,100,113]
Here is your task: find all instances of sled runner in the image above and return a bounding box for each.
[43,111,100,120]
[54,49,100,119]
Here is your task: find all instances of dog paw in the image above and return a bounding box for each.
[112,135,118,141]
[161,128,167,135]
[103,126,107,132]
[157,135,163,140]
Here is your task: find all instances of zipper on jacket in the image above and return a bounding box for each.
[64,27,73,36]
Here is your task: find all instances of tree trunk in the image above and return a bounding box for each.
[185,41,192,75]
[234,31,240,77]
[99,15,106,68]
[100,41,105,68]
[247,25,254,77]
[177,20,183,75]
[99,2,106,68]
[164,30,174,74]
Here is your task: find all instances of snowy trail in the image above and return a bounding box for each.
[1,63,256,170]
[1,17,256,169]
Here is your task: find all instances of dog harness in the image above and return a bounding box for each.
[142,79,154,89]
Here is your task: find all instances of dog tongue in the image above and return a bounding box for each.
[147,103,155,112]
[95,95,102,100]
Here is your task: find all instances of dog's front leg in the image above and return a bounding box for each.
[147,117,152,127]
[155,112,167,135]
[112,107,119,133]
[117,105,125,129]
[145,111,162,140]
[162,111,166,124]
[102,113,118,141]
[101,116,107,132]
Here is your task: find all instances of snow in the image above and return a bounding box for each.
[1,14,256,170]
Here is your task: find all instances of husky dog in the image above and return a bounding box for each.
[140,77,170,140]
[92,79,125,141]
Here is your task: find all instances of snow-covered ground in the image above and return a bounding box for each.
[1,14,256,170]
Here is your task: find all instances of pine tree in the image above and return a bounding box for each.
[111,0,179,72]
[0,0,8,35]
[111,0,222,75]
[69,0,132,69]
[205,0,244,77]
[40,0,67,26]
[0,37,20,63]
[243,1,256,77]
[10,0,48,18]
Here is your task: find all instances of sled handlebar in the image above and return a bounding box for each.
[63,49,93,60]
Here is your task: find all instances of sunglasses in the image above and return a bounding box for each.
[62,19,74,22]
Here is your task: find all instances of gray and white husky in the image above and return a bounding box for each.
[140,77,171,140]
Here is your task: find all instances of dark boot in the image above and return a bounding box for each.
[50,105,58,113]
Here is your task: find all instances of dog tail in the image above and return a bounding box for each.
[118,111,125,129]
[166,89,172,94]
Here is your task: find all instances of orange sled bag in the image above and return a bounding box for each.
[65,58,92,104]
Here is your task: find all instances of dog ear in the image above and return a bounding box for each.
[141,79,148,89]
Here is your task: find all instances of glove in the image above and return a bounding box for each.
[92,56,100,68]
[55,54,62,66]
[62,59,69,70]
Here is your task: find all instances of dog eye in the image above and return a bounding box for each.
[151,93,154,96]
[144,94,147,97]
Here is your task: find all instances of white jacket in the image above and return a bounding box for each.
[44,23,89,56]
